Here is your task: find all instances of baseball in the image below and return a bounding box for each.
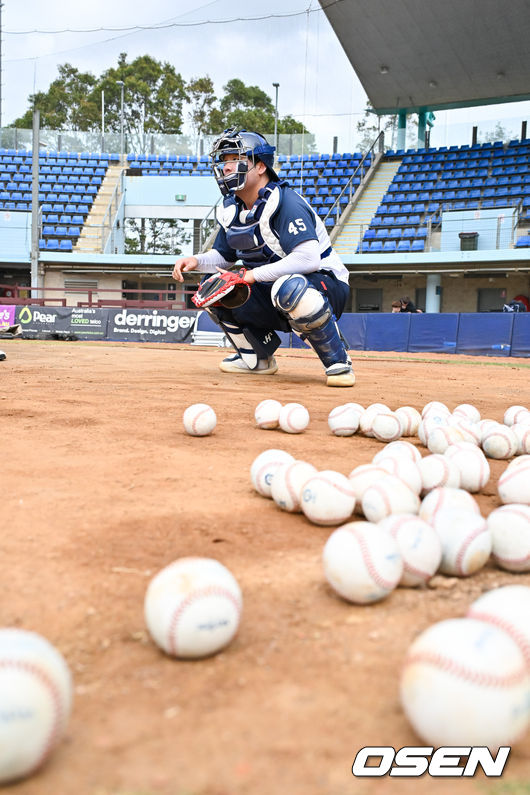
[443,445,490,493]
[394,406,422,437]
[144,557,242,659]
[278,402,310,434]
[505,454,530,472]
[250,448,295,498]
[348,464,388,515]
[362,474,420,523]
[427,425,465,454]
[512,423,530,455]
[431,508,491,576]
[487,504,530,571]
[400,618,530,748]
[375,456,422,495]
[418,417,447,446]
[498,459,530,505]
[322,521,403,603]
[448,417,482,445]
[327,403,362,436]
[478,418,500,442]
[301,470,356,525]
[359,403,392,437]
[372,440,422,465]
[504,405,528,426]
[417,453,461,495]
[371,412,402,442]
[422,401,450,418]
[378,514,442,587]
[183,403,217,436]
[270,459,317,513]
[467,585,530,665]
[452,403,481,423]
[482,425,518,459]
[0,629,73,784]
[254,399,282,429]
[419,486,481,524]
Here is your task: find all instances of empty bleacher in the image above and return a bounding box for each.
[357,139,530,252]
[0,148,119,251]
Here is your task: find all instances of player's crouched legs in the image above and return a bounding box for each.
[207,306,279,375]
[271,274,354,387]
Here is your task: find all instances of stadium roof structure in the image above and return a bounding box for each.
[321,0,530,115]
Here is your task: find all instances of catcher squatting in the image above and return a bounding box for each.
[173,127,354,387]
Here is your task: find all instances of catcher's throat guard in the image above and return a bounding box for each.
[192,268,251,310]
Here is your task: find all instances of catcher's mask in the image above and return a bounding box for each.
[210,127,279,196]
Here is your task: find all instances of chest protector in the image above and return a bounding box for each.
[216,182,287,266]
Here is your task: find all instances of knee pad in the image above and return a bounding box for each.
[271,274,331,333]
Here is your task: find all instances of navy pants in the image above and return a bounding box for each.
[222,270,349,332]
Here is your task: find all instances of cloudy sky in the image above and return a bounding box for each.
[2,0,529,152]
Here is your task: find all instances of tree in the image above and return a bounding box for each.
[11,53,188,149]
[125,218,191,256]
[186,76,217,154]
[12,64,99,130]
[482,122,512,143]
[204,78,310,138]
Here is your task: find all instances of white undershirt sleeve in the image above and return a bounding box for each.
[195,249,233,272]
[250,239,321,283]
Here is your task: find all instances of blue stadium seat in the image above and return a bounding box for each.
[369,241,383,252]
[397,240,411,252]
[411,239,425,251]
[59,239,73,251]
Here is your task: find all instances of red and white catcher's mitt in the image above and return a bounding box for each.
[192,268,251,309]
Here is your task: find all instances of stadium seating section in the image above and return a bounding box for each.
[0,148,119,251]
[2,139,529,254]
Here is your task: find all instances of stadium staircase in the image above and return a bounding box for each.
[333,160,401,258]
[74,159,124,253]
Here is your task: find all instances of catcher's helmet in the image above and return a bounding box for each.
[210,127,278,195]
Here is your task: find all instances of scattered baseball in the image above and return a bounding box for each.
[482,425,518,459]
[512,423,530,455]
[270,459,317,513]
[400,618,530,748]
[431,508,491,576]
[452,403,481,423]
[467,585,530,665]
[394,406,422,437]
[422,401,450,418]
[498,459,530,505]
[448,417,481,445]
[183,403,217,436]
[443,445,490,492]
[375,457,422,495]
[144,557,242,659]
[348,464,388,515]
[419,486,480,524]
[362,474,420,522]
[359,403,392,437]
[322,521,403,603]
[250,448,295,498]
[427,425,465,454]
[372,440,422,465]
[278,402,310,434]
[0,629,73,784]
[371,412,402,442]
[487,504,530,571]
[417,453,461,495]
[378,514,442,587]
[504,405,528,426]
[301,470,356,525]
[327,403,362,436]
[254,399,282,429]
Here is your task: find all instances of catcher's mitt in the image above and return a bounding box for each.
[192,268,251,309]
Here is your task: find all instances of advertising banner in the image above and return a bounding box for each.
[0,305,16,330]
[106,308,199,342]
[16,306,108,339]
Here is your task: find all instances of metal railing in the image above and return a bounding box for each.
[199,195,222,252]
[324,131,385,234]
[0,283,196,309]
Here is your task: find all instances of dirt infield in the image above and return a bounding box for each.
[1,339,530,795]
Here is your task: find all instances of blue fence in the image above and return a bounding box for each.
[7,305,530,357]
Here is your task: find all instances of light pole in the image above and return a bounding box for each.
[273,82,279,154]
[116,80,125,157]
